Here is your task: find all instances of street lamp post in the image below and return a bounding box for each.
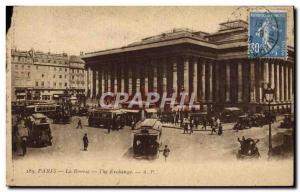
[264,83,274,156]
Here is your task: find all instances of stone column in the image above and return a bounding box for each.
[84,68,88,96]
[121,65,125,93]
[162,61,167,94]
[136,65,140,93]
[225,62,230,102]
[114,67,118,94]
[97,69,101,96]
[209,62,213,101]
[289,66,292,101]
[276,63,280,102]
[250,62,255,102]
[264,62,269,84]
[237,62,243,102]
[144,64,148,95]
[153,61,158,92]
[172,58,178,97]
[285,65,288,101]
[90,68,93,98]
[258,62,263,102]
[280,63,284,102]
[270,63,275,89]
[95,71,99,96]
[107,71,111,93]
[201,62,206,101]
[193,59,198,102]
[128,65,132,96]
[215,62,219,102]
[183,57,189,94]
[101,70,105,94]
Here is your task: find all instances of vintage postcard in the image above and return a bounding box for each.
[6,6,295,186]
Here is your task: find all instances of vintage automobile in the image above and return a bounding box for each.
[25,103,59,118]
[248,113,266,127]
[121,109,141,126]
[159,111,174,123]
[189,112,208,123]
[76,106,89,116]
[221,107,244,123]
[237,137,260,159]
[88,109,125,130]
[145,108,158,119]
[25,113,52,147]
[52,105,71,124]
[133,118,162,158]
[279,114,294,129]
[263,111,277,123]
[233,115,251,130]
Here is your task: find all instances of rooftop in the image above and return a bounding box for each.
[69,55,85,64]
[83,20,250,58]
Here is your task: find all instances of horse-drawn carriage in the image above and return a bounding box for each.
[237,137,260,159]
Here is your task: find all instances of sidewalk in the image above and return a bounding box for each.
[161,123,235,131]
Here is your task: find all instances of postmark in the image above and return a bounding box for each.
[248,10,287,59]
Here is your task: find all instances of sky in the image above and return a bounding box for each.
[8,6,294,55]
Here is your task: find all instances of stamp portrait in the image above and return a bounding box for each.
[248,11,287,58]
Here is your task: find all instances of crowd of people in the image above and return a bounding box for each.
[179,116,223,135]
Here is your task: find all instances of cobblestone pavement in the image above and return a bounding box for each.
[12,115,293,164]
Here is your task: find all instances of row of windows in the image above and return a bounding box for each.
[14,65,88,77]
[14,64,31,69]
[70,80,85,84]
[41,74,69,79]
[34,58,68,65]
[13,56,31,63]
[35,81,68,88]
[70,69,85,73]
[71,75,84,80]
[14,71,30,77]
[14,64,73,72]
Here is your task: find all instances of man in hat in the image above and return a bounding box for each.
[83,133,89,151]
[162,145,170,162]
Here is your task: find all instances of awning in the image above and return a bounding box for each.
[145,108,157,113]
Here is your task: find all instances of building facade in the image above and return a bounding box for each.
[82,20,294,113]
[11,49,86,102]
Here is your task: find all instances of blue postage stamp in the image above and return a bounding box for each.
[248,11,287,59]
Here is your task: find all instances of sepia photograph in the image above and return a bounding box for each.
[6,6,295,187]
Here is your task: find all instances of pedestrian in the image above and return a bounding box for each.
[218,123,223,135]
[183,118,188,134]
[131,120,136,130]
[190,118,194,130]
[83,133,89,151]
[210,124,217,135]
[112,116,116,131]
[216,117,221,128]
[189,123,193,134]
[195,120,199,129]
[107,123,111,133]
[20,137,27,156]
[209,117,213,128]
[162,145,170,162]
[76,118,83,129]
[202,118,207,130]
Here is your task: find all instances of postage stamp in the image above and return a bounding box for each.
[248,11,287,59]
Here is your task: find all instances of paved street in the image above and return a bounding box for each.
[12,116,292,164]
